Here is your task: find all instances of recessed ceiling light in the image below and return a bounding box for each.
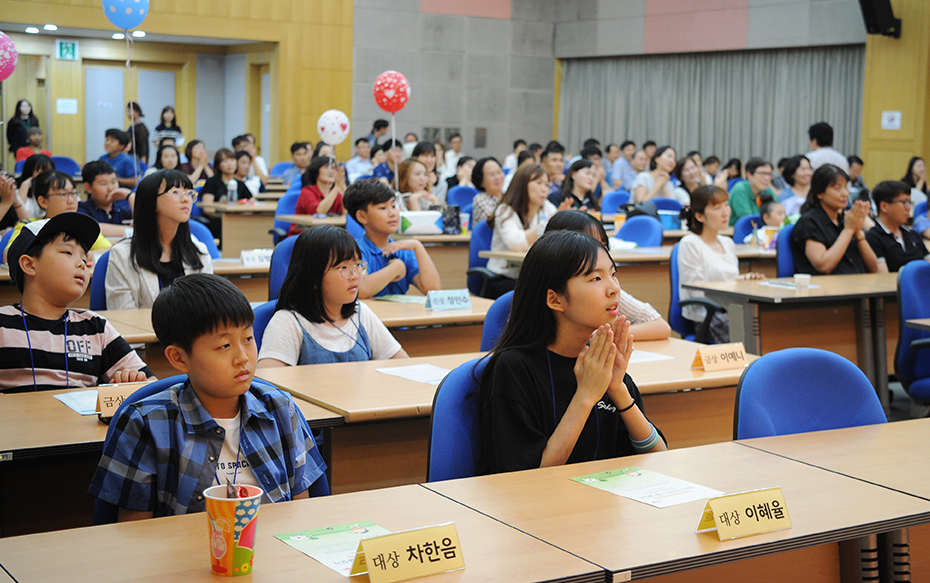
[43,24,58,31]
[25,27,39,34]
[131,30,145,38]
[112,33,125,40]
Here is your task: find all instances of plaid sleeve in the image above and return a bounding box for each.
[88,405,158,512]
[287,395,327,497]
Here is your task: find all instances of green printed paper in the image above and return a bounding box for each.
[373,294,428,304]
[570,467,723,508]
[275,522,391,577]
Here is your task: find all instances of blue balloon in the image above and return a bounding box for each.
[102,0,149,30]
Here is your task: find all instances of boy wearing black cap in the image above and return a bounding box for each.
[0,212,152,393]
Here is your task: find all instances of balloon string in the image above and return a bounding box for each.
[391,113,398,193]
[125,31,139,184]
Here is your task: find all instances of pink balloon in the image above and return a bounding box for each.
[0,32,18,83]
[372,71,410,115]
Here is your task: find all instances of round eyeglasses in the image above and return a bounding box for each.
[159,188,199,203]
[335,261,368,279]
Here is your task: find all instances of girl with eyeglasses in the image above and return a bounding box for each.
[257,225,409,367]
[106,170,213,310]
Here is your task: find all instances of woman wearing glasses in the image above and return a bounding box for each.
[106,170,213,310]
[257,225,408,367]
[3,170,111,263]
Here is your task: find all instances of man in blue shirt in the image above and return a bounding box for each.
[366,119,389,148]
[345,138,374,183]
[611,140,637,191]
[78,160,133,237]
[372,139,404,188]
[99,128,140,189]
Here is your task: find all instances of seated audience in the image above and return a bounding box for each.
[144,144,182,178]
[633,146,679,204]
[470,157,506,225]
[551,159,598,210]
[672,156,703,205]
[777,155,812,217]
[611,140,638,191]
[181,139,214,184]
[397,158,438,211]
[14,154,55,219]
[288,156,347,237]
[14,127,51,162]
[727,157,774,226]
[901,156,928,209]
[200,148,253,241]
[867,180,930,273]
[372,139,403,187]
[78,160,133,238]
[99,129,139,189]
[344,138,373,184]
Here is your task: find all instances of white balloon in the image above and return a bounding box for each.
[317,110,351,146]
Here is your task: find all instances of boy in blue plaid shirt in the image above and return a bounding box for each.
[89,273,327,520]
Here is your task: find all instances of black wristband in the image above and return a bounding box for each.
[618,400,636,413]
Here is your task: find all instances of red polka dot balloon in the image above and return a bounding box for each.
[372,71,410,115]
[0,32,18,83]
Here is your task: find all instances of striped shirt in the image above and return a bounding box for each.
[0,305,152,393]
[88,381,326,517]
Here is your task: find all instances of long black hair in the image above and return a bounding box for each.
[680,185,729,234]
[17,155,56,204]
[781,155,810,187]
[902,157,927,194]
[130,170,204,276]
[301,156,333,188]
[800,164,849,214]
[545,210,609,246]
[559,159,599,210]
[487,164,547,229]
[276,225,361,324]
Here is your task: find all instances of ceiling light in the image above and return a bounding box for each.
[43,24,58,31]
[131,30,145,38]
[112,32,125,40]
[25,27,39,34]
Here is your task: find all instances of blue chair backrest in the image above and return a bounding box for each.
[601,190,631,214]
[480,291,513,351]
[52,156,81,176]
[427,357,489,481]
[190,185,205,219]
[915,200,928,219]
[448,186,479,209]
[895,261,930,399]
[89,251,110,311]
[187,220,221,259]
[356,174,374,182]
[734,347,886,439]
[253,299,278,351]
[468,220,493,296]
[272,192,301,246]
[651,197,682,213]
[727,177,745,192]
[269,235,297,300]
[346,214,365,238]
[0,228,15,263]
[776,223,795,277]
[270,162,294,177]
[615,215,663,247]
[14,160,25,175]
[668,243,695,340]
[733,214,762,244]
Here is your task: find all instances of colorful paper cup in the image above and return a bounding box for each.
[204,484,263,576]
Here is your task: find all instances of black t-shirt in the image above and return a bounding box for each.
[866,222,928,273]
[156,261,185,290]
[791,204,866,275]
[201,175,252,202]
[478,346,662,475]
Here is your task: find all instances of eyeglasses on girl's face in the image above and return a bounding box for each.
[159,188,199,203]
[334,261,368,279]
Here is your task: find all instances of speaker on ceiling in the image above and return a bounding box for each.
[858,0,902,38]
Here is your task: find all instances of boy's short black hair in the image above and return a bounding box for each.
[383,139,403,150]
[745,157,771,175]
[643,140,657,149]
[583,138,600,149]
[760,199,783,218]
[232,135,250,150]
[872,180,910,207]
[373,119,389,131]
[808,122,834,147]
[105,129,130,147]
[448,132,461,141]
[704,155,720,166]
[517,150,535,165]
[544,140,564,154]
[82,160,116,185]
[580,146,602,160]
[354,137,369,147]
[619,140,635,150]
[343,178,396,223]
[528,143,543,154]
[152,273,254,353]
[848,155,864,166]
[513,139,526,149]
[290,141,309,155]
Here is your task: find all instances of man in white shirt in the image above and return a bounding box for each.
[805,122,849,172]
[345,138,374,183]
[443,133,462,179]
[502,139,526,173]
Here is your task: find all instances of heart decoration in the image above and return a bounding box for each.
[372,71,410,115]
[316,110,351,146]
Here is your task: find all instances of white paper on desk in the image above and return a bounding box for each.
[275,522,392,577]
[609,239,639,250]
[571,467,724,509]
[53,390,98,415]
[374,294,428,304]
[757,280,821,290]
[375,364,451,385]
[629,350,675,364]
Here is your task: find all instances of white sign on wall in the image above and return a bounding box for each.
[881,111,902,130]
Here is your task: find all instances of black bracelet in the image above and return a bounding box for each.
[618,400,636,413]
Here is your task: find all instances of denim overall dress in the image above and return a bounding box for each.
[291,311,372,364]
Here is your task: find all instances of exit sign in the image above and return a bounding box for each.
[55,40,79,61]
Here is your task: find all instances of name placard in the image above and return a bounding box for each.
[691,342,747,371]
[424,289,472,311]
[695,487,792,541]
[349,523,464,582]
[96,382,149,423]
[239,249,273,267]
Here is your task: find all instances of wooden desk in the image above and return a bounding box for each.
[684,273,897,408]
[396,232,471,290]
[906,318,930,331]
[364,297,492,357]
[0,485,604,583]
[425,441,930,582]
[0,386,340,536]
[258,353,481,494]
[212,258,270,302]
[254,191,284,201]
[278,213,347,228]
[197,201,277,257]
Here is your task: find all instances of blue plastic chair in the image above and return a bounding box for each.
[269,235,297,300]
[447,186,479,209]
[190,185,205,220]
[93,374,329,525]
[346,214,365,238]
[651,197,682,213]
[253,299,278,351]
[187,220,221,259]
[427,357,489,482]
[51,156,81,176]
[915,201,928,220]
[776,223,796,277]
[356,174,374,182]
[270,162,294,177]
[733,214,763,244]
[668,243,724,344]
[0,228,15,264]
[466,220,496,297]
[14,160,25,175]
[895,261,930,401]
[615,215,662,247]
[480,291,513,351]
[734,348,886,440]
[601,190,630,214]
[271,192,300,246]
[90,251,110,311]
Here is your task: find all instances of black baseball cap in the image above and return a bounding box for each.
[7,213,100,292]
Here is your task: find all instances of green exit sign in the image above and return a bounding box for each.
[55,40,79,61]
